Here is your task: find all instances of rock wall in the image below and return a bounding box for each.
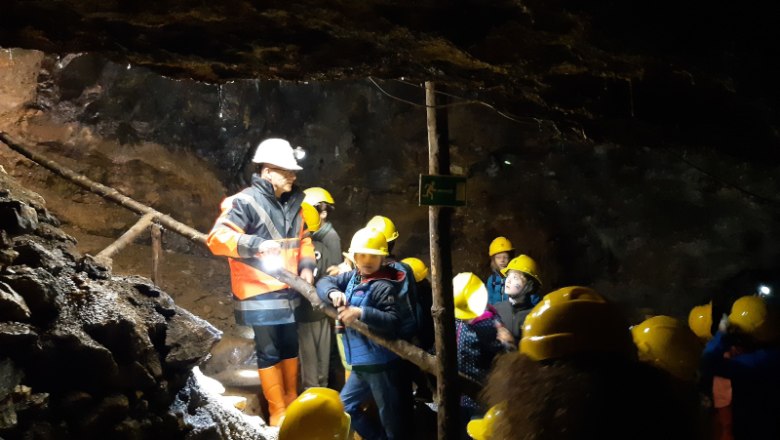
[0,169,273,439]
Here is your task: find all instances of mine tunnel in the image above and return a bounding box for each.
[2,1,780,439]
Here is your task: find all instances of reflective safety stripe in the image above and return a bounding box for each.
[277,237,301,250]
[234,297,301,311]
[233,193,284,240]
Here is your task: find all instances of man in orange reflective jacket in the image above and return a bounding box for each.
[207,138,315,426]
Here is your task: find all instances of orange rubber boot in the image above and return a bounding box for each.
[280,357,299,406]
[258,366,286,426]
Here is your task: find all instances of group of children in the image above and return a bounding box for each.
[282,221,780,440]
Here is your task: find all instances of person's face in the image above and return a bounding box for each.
[262,166,297,196]
[493,252,511,269]
[504,270,528,296]
[354,253,383,275]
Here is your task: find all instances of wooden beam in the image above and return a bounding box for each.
[0,132,207,244]
[426,81,460,440]
[95,212,156,264]
[151,223,162,286]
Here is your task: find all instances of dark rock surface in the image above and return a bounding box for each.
[0,171,276,440]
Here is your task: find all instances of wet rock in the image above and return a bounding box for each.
[0,200,39,235]
[0,322,39,358]
[165,307,222,370]
[77,393,130,435]
[77,254,111,280]
[0,281,31,322]
[0,249,19,266]
[12,239,62,272]
[0,268,62,325]
[0,358,23,402]
[169,373,275,440]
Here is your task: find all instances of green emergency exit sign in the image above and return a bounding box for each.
[419,174,467,207]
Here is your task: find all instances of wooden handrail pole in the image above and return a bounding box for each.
[96,213,156,261]
[0,132,207,244]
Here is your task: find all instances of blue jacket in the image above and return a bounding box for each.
[701,331,780,439]
[316,266,405,367]
[486,270,505,305]
[388,260,420,341]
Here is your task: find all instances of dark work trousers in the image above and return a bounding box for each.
[253,323,298,368]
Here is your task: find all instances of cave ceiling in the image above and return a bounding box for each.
[1,0,780,156]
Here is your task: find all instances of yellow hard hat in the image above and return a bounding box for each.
[488,236,514,257]
[520,286,634,361]
[500,254,542,285]
[303,187,335,206]
[466,403,506,440]
[348,227,389,256]
[453,272,488,320]
[729,295,779,343]
[688,303,713,341]
[278,387,350,440]
[401,257,429,282]
[631,315,703,382]
[366,215,399,242]
[301,202,321,232]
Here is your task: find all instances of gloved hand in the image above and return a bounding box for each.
[257,240,282,256]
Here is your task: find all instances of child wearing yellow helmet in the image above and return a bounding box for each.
[493,254,542,341]
[454,273,514,438]
[485,236,515,305]
[701,294,780,439]
[315,227,411,439]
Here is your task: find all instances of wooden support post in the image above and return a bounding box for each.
[426,81,460,440]
[0,132,207,244]
[95,213,156,265]
[151,223,162,286]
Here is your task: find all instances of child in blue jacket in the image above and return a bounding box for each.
[316,227,409,440]
[485,236,515,304]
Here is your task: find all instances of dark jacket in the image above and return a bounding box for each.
[207,174,316,325]
[296,221,342,322]
[456,305,506,409]
[316,267,404,367]
[494,297,533,341]
[701,331,780,439]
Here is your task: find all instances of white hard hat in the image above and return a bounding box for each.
[251,138,303,170]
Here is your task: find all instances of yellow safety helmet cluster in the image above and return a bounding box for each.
[348,227,389,256]
[488,236,514,257]
[520,286,634,361]
[688,303,713,341]
[366,215,399,242]
[303,187,335,206]
[301,202,321,233]
[401,257,429,282]
[278,387,350,440]
[631,315,703,382]
[500,254,542,285]
[466,403,506,440]
[729,295,779,343]
[453,272,488,320]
